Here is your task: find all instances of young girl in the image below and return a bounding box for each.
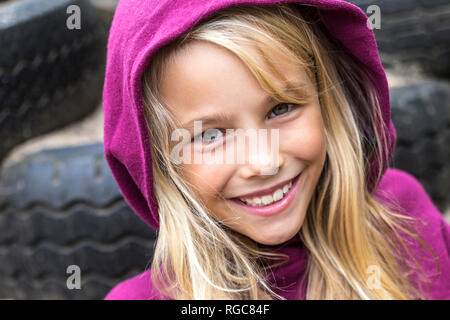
[103,0,450,299]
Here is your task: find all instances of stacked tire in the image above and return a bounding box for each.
[0,144,157,299]
[390,81,450,211]
[349,0,450,211]
[350,0,450,77]
[0,0,106,163]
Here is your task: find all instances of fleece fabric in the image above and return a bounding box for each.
[102,0,450,299]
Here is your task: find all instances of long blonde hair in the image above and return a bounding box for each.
[141,3,439,299]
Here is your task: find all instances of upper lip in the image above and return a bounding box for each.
[232,173,300,199]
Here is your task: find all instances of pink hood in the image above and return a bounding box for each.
[103,0,450,299]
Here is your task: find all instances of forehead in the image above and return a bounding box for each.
[159,40,312,123]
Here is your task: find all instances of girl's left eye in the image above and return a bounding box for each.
[267,103,296,119]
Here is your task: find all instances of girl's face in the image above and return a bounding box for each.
[160,40,327,245]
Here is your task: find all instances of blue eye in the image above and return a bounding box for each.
[268,103,295,119]
[193,128,224,143]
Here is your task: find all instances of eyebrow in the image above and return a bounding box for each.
[181,84,310,131]
[182,112,233,132]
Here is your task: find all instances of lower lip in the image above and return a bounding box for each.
[229,172,302,217]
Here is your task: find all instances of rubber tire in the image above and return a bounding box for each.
[390,80,450,211]
[0,144,157,299]
[89,0,119,32]
[0,0,107,163]
[349,0,450,78]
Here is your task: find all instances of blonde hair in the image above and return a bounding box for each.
[141,3,439,299]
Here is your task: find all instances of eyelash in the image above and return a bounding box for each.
[191,103,298,144]
[267,103,296,119]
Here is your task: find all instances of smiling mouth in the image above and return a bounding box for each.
[236,180,293,207]
[228,172,302,217]
[231,173,301,208]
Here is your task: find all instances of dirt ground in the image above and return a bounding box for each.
[2,70,450,221]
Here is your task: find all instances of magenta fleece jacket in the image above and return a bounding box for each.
[102,0,450,299]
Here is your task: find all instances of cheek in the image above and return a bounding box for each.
[180,162,229,200]
[173,141,230,200]
[281,105,326,161]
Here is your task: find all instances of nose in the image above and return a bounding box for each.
[237,131,285,178]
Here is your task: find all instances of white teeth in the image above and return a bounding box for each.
[261,195,273,205]
[273,189,283,202]
[238,178,294,207]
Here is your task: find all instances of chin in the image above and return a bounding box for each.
[249,224,302,246]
